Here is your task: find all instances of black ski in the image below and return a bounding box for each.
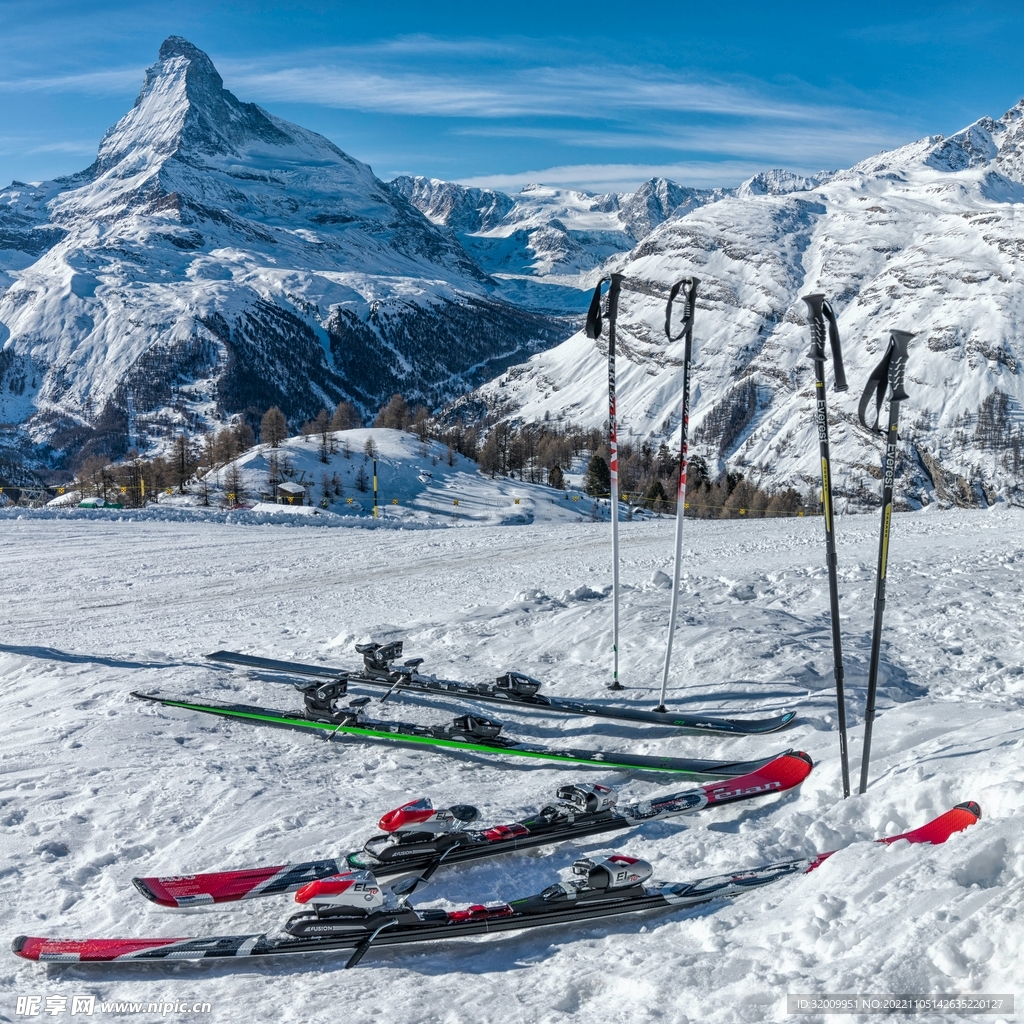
[131,690,791,778]
[206,645,796,735]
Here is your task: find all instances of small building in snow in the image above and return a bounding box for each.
[278,482,305,504]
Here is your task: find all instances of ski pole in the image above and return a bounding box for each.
[585,274,624,689]
[656,277,699,713]
[800,293,851,798]
[857,329,913,794]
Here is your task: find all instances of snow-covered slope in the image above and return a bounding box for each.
[1,506,1021,1018]
[461,106,1024,506]
[390,176,732,311]
[202,426,607,527]
[0,38,565,471]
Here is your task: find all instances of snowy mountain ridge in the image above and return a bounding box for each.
[388,173,826,310]
[0,37,565,475]
[456,103,1024,507]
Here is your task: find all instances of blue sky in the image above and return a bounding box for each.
[2,0,1023,193]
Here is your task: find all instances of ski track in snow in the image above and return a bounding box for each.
[0,507,1022,1022]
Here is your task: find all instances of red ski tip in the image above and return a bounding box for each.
[881,801,982,847]
[703,750,813,805]
[133,866,289,907]
[809,802,982,872]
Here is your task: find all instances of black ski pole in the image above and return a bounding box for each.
[857,329,913,795]
[657,277,699,713]
[801,293,851,798]
[586,273,625,690]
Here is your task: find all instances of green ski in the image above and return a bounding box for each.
[132,692,789,778]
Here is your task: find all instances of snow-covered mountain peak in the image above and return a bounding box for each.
[390,175,728,311]
[736,168,836,197]
[0,40,566,474]
[93,37,359,185]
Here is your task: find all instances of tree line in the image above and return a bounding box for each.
[67,391,813,517]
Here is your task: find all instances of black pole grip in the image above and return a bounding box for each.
[887,329,913,402]
[665,277,699,342]
[801,293,826,360]
[606,273,623,323]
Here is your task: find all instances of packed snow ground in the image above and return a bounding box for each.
[0,507,1022,1023]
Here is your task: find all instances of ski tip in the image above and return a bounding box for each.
[132,877,171,906]
[703,750,812,804]
[12,935,28,957]
[956,800,982,822]
[882,802,983,847]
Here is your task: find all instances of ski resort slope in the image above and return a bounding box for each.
[0,507,1022,1022]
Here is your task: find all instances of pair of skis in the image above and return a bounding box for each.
[13,801,981,967]
[585,274,699,707]
[206,642,796,735]
[802,296,914,796]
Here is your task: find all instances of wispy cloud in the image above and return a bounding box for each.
[450,120,904,167]
[223,60,866,125]
[214,44,912,184]
[457,160,782,193]
[28,140,98,155]
[0,68,142,95]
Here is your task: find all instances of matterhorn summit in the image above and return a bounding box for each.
[0,38,561,470]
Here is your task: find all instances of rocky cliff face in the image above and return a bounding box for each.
[455,108,1024,507]
[0,37,565,471]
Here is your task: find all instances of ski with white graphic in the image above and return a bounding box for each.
[131,750,813,907]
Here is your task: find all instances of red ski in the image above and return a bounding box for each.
[133,751,813,907]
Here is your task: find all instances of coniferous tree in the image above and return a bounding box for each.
[314,409,331,463]
[584,454,610,496]
[171,433,196,493]
[233,419,255,453]
[225,461,244,506]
